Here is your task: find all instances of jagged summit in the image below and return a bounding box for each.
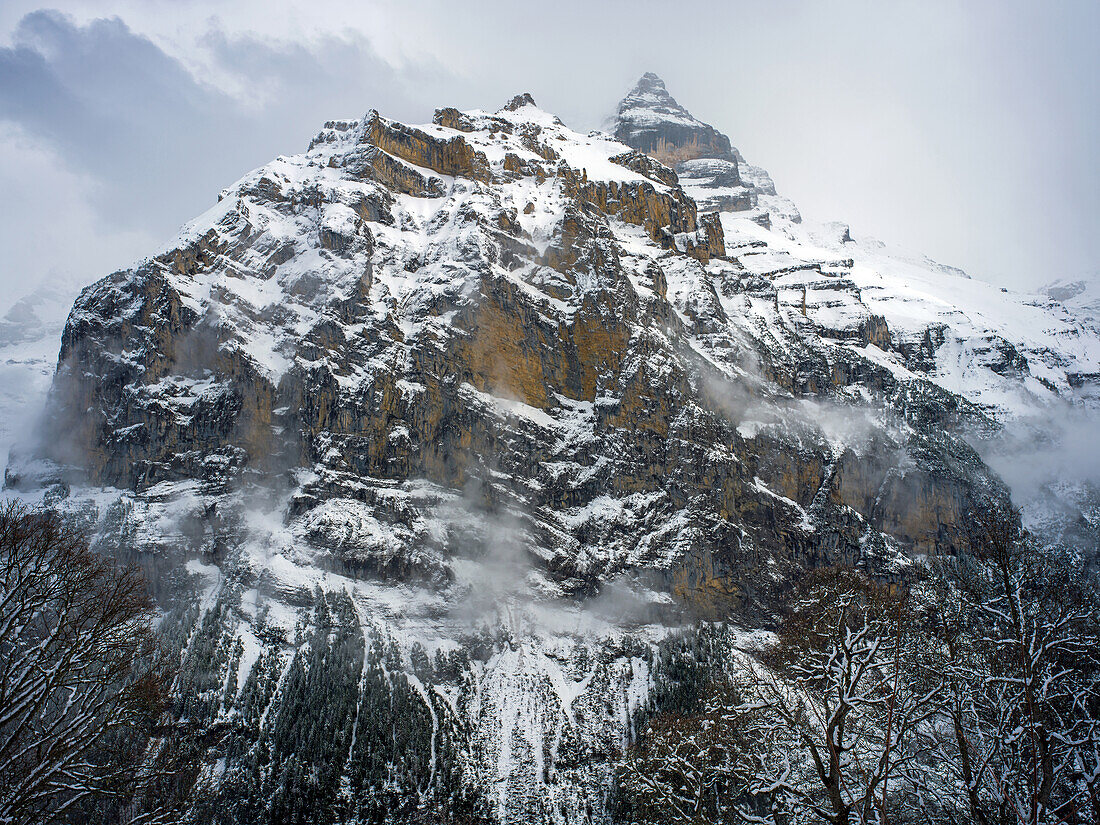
[609,72,800,223]
[634,71,665,91]
[612,72,736,164]
[501,92,536,112]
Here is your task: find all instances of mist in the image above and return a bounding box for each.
[977,402,1100,555]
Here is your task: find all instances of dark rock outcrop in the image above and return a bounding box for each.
[612,72,738,165]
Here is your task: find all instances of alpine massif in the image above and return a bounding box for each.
[3,74,1098,823]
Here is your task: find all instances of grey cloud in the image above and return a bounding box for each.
[0,11,243,233]
[0,10,447,245]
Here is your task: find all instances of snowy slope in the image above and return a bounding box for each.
[720,215,1100,416]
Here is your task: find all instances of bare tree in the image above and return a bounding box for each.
[617,569,942,825]
[922,506,1100,825]
[614,519,1100,825]
[0,500,169,824]
[733,567,941,825]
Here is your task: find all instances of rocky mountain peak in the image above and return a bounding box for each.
[618,72,692,118]
[631,71,669,95]
[610,72,801,223]
[613,72,734,162]
[26,88,1000,602]
[501,92,537,112]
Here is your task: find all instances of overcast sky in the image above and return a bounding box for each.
[0,0,1096,311]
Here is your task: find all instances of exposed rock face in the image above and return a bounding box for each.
[503,92,537,111]
[608,149,679,186]
[365,111,493,183]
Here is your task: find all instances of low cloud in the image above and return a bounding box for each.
[980,403,1100,504]
[974,401,1100,556]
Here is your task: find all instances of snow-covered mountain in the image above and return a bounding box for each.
[3,75,1099,822]
[0,281,81,469]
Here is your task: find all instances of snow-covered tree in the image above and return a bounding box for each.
[0,501,168,824]
[919,506,1100,825]
[617,579,941,825]
[732,567,940,825]
[617,679,747,823]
